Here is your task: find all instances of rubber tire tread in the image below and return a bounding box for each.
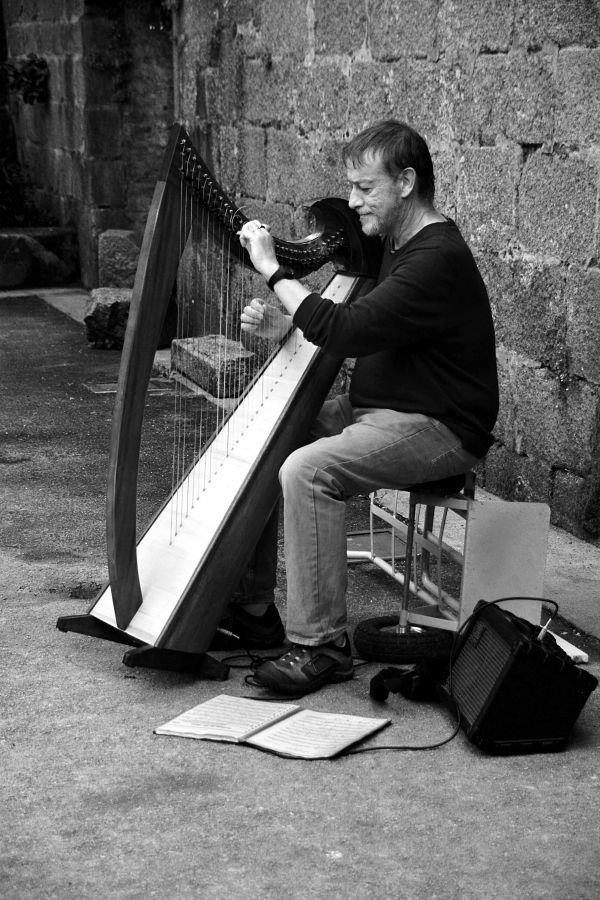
[354,615,453,663]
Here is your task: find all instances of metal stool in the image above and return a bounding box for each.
[399,471,475,632]
[349,472,476,662]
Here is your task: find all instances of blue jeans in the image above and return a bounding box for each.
[237,395,479,644]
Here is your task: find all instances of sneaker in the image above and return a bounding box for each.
[210,603,286,651]
[253,634,354,696]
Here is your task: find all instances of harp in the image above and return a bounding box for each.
[57,124,381,676]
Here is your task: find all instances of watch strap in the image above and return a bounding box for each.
[267,266,295,291]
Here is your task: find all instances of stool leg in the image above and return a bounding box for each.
[398,495,417,633]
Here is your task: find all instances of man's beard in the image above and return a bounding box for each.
[359,199,403,238]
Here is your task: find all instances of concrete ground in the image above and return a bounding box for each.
[1,288,599,900]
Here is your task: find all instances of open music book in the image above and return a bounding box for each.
[154,694,391,759]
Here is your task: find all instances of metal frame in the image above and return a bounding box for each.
[347,476,475,633]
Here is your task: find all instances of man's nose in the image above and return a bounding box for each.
[348,186,360,209]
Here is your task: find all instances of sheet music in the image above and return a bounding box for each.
[154,694,299,742]
[246,709,391,759]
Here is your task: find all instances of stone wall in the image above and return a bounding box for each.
[174,0,600,545]
[3,0,172,285]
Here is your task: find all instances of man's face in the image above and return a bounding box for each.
[346,152,405,238]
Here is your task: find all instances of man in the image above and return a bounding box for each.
[225,119,498,696]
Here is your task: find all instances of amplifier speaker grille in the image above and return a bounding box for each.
[440,602,598,754]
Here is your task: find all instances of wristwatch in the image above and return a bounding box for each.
[267,265,295,291]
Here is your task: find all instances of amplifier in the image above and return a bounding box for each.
[439,601,598,754]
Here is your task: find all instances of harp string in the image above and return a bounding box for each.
[166,141,308,547]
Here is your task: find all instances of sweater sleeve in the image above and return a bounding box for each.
[293,241,458,358]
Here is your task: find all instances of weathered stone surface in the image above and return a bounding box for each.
[552,469,598,540]
[348,62,394,136]
[295,62,350,132]
[518,152,597,263]
[0,228,77,287]
[497,347,599,472]
[440,0,513,53]
[314,0,368,55]
[98,229,140,288]
[457,147,520,251]
[172,335,256,398]
[387,60,445,141]
[238,125,267,198]
[516,0,600,50]
[470,51,555,146]
[565,266,600,385]
[555,49,600,145]
[479,252,568,372]
[484,442,553,504]
[371,0,439,59]
[84,287,132,350]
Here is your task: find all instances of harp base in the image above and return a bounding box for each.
[56,614,230,679]
[56,613,141,647]
[122,644,229,679]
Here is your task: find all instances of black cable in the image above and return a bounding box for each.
[345,596,559,756]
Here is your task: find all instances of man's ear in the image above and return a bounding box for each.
[397,167,417,198]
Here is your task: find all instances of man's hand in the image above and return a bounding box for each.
[241,298,292,342]
[238,220,279,282]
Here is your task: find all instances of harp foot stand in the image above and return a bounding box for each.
[56,614,229,679]
[122,644,229,679]
[56,614,141,647]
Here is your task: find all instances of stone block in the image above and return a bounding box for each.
[483,443,519,500]
[86,159,125,208]
[81,63,115,106]
[370,0,439,59]
[552,469,597,540]
[0,228,77,287]
[85,107,122,158]
[497,347,599,472]
[431,148,458,217]
[20,101,50,147]
[470,51,554,146]
[267,130,344,206]
[295,62,350,132]
[516,0,600,50]
[456,146,519,251]
[58,18,83,56]
[172,335,255,398]
[84,287,131,349]
[242,59,297,127]
[315,0,367,55]
[484,443,553,505]
[518,152,597,263]
[348,63,394,136]
[238,125,267,198]
[39,0,65,22]
[98,229,140,288]
[555,48,600,146]
[439,0,513,53]
[260,0,311,60]
[386,59,444,140]
[566,266,600,385]
[52,100,85,153]
[216,125,240,195]
[478,252,567,371]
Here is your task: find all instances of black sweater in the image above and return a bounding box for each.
[293,221,499,458]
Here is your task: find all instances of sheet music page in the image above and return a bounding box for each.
[246,709,391,759]
[154,694,299,743]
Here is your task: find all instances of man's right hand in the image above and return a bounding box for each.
[241,298,292,342]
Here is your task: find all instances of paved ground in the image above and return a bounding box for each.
[1,289,599,900]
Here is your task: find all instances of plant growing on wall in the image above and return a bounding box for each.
[3,53,49,104]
